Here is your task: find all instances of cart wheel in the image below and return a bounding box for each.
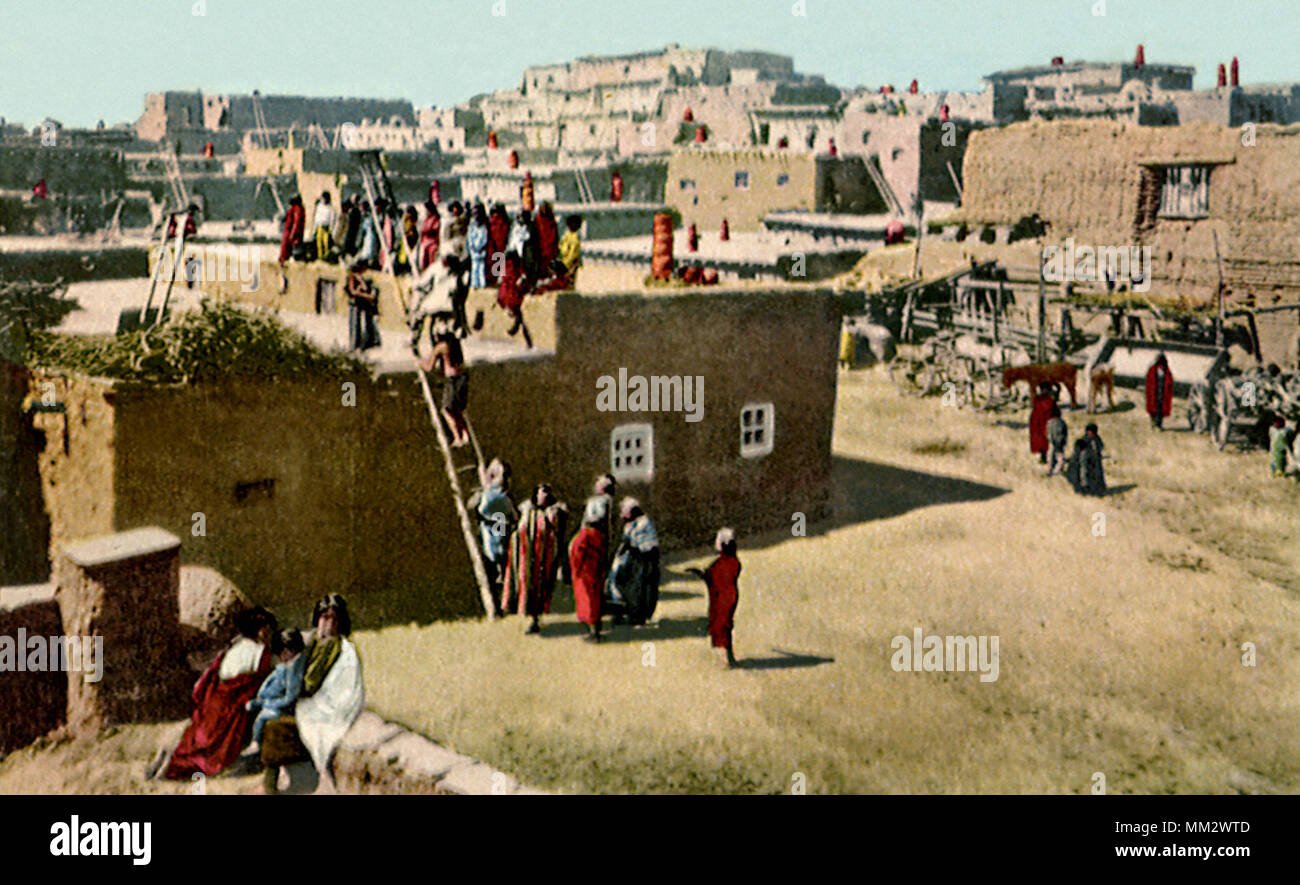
[889,354,927,397]
[968,376,992,411]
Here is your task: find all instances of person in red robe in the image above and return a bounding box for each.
[689,528,741,668]
[156,607,277,780]
[279,196,305,263]
[487,204,510,284]
[496,250,532,346]
[504,485,567,635]
[167,203,199,240]
[418,199,441,271]
[535,202,559,270]
[569,498,610,643]
[1028,382,1056,463]
[1145,353,1174,430]
[32,178,48,199]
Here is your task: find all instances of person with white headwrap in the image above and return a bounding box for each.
[688,528,742,668]
[606,498,660,627]
[568,496,610,642]
[259,594,364,793]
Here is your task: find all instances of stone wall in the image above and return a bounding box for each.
[55,528,190,732]
[0,585,65,754]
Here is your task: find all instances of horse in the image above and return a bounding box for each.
[1002,362,1080,408]
[1087,363,1116,414]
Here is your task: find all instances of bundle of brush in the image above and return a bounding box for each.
[27,298,366,383]
[0,278,75,364]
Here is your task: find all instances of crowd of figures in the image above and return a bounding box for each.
[468,463,743,667]
[277,184,585,353]
[1023,353,1184,496]
[146,595,364,794]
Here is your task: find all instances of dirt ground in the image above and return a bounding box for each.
[349,368,1300,794]
[3,367,1298,794]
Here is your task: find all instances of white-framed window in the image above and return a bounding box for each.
[734,171,750,189]
[739,403,774,458]
[611,423,654,481]
[1158,164,1210,219]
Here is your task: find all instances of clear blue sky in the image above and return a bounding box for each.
[1,0,1295,128]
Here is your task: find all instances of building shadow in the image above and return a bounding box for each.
[1103,483,1137,497]
[735,648,835,670]
[826,455,1009,526]
[674,455,1010,556]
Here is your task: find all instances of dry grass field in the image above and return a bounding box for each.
[3,367,1297,794]
[350,368,1300,794]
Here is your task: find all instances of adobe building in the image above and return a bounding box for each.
[135,91,415,146]
[666,149,885,232]
[951,119,1300,364]
[8,268,844,628]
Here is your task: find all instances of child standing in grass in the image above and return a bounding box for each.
[1046,405,1068,476]
[689,528,741,669]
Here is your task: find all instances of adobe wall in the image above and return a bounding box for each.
[0,145,128,194]
[55,528,190,731]
[29,373,118,554]
[1,363,50,584]
[545,290,839,546]
[0,587,65,754]
[196,257,561,350]
[957,120,1300,302]
[27,288,838,625]
[666,151,819,231]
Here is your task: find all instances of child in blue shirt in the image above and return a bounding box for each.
[246,628,307,748]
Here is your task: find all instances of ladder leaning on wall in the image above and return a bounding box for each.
[350,148,498,619]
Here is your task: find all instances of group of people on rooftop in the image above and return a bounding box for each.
[277,183,585,353]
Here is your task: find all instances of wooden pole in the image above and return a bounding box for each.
[1037,259,1046,362]
[1213,230,1226,348]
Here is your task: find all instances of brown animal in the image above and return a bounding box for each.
[1088,363,1116,414]
[1002,362,1080,408]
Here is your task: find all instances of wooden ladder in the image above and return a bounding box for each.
[141,215,188,327]
[351,148,497,619]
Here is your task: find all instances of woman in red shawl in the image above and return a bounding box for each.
[569,497,610,643]
[1028,382,1056,463]
[1145,353,1174,430]
[418,200,441,271]
[535,202,559,270]
[155,607,277,780]
[486,204,510,284]
[504,485,567,635]
[279,197,305,263]
[689,528,741,668]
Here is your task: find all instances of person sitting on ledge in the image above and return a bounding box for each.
[152,606,277,781]
[259,594,364,794]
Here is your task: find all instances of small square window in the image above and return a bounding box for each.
[776,174,789,187]
[680,178,696,190]
[734,171,749,189]
[611,423,654,481]
[739,403,774,458]
[1158,164,1210,219]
